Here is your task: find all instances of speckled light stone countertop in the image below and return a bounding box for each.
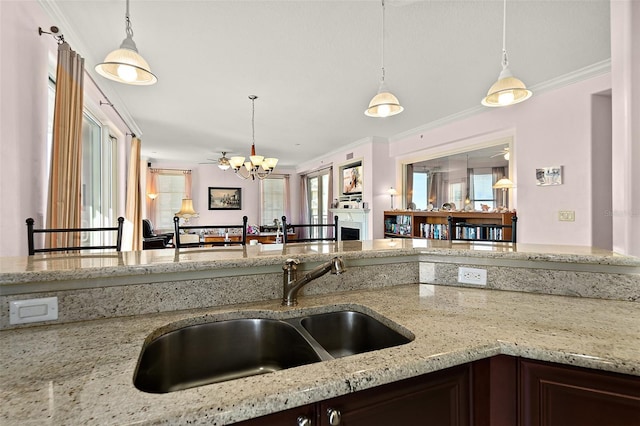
[1,284,638,425]
[1,240,638,288]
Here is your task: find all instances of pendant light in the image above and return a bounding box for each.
[482,0,531,107]
[365,0,403,118]
[95,0,157,85]
[229,96,279,180]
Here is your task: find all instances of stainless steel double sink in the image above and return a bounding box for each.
[134,310,413,393]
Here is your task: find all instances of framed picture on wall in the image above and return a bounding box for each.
[535,166,563,186]
[341,162,363,195]
[208,187,242,210]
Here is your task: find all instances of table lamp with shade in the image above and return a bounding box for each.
[492,178,515,210]
[175,198,199,225]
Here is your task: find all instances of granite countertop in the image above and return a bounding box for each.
[2,239,638,288]
[1,284,638,425]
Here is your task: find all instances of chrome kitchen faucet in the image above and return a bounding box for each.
[282,257,345,306]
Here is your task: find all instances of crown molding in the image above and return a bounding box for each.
[390,58,612,143]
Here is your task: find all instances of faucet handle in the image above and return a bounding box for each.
[331,257,345,275]
[283,258,300,270]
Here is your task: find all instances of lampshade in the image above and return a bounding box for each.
[95,42,157,85]
[175,198,198,219]
[147,193,158,200]
[493,178,515,189]
[482,67,531,107]
[365,90,404,118]
[388,187,399,196]
[95,0,157,86]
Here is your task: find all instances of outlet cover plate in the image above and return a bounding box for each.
[9,297,58,324]
[559,210,575,221]
[458,267,487,285]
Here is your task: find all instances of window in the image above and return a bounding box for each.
[412,171,429,210]
[154,172,187,230]
[472,170,495,209]
[81,112,118,247]
[306,169,331,239]
[261,175,289,226]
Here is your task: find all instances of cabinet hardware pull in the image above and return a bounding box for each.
[327,408,341,425]
[297,415,312,426]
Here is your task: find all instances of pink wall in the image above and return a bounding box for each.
[0,1,54,258]
[611,0,640,257]
[390,74,611,247]
[0,1,132,257]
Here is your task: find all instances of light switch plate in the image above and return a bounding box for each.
[9,297,58,324]
[559,210,575,221]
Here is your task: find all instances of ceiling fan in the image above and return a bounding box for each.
[200,152,232,170]
[491,147,510,160]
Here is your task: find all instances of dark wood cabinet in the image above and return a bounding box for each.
[234,357,640,426]
[519,359,640,426]
[318,363,470,426]
[235,364,471,425]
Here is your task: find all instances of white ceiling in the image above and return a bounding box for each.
[46,0,610,168]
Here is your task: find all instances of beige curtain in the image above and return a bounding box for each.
[492,167,506,207]
[46,42,84,248]
[125,137,142,250]
[406,164,414,206]
[147,167,158,225]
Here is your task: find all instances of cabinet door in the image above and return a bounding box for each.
[520,359,640,426]
[233,403,316,426]
[319,364,471,426]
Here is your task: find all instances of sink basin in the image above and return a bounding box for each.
[134,309,413,393]
[299,310,412,358]
[133,318,322,393]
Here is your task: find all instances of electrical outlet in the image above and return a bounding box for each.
[458,267,487,285]
[559,210,575,221]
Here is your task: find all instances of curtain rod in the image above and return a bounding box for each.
[150,168,192,174]
[38,25,136,137]
[85,72,136,137]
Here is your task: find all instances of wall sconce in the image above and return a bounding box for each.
[147,193,158,200]
[388,187,398,210]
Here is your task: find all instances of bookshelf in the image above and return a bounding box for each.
[383,211,517,243]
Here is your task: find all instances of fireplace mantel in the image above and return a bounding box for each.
[329,208,370,241]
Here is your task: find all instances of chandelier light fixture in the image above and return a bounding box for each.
[95,0,157,85]
[229,95,278,180]
[481,0,531,107]
[365,0,404,118]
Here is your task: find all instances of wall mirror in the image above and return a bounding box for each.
[403,141,511,212]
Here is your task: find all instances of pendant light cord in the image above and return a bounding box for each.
[501,0,509,69]
[381,0,386,83]
[251,97,256,146]
[125,0,134,39]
